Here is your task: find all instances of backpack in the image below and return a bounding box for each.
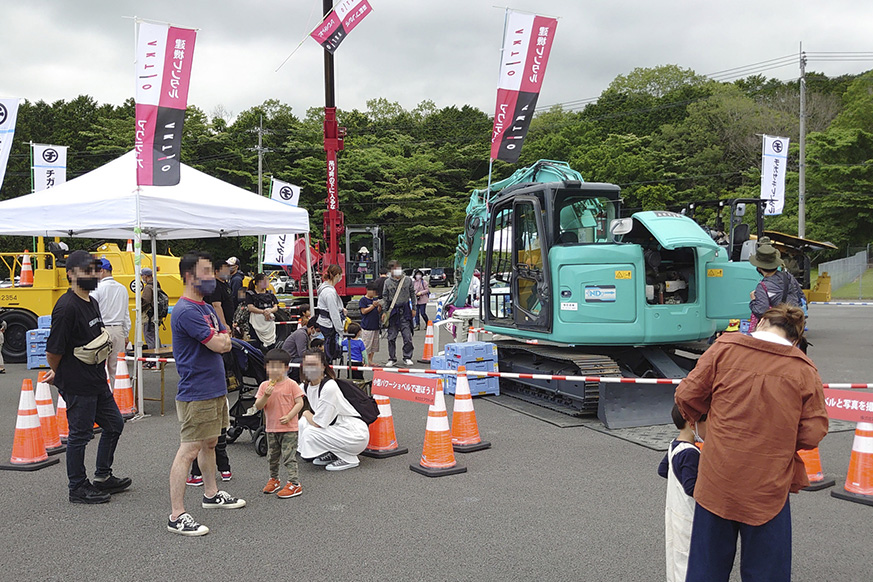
[320,378,380,425]
[146,287,170,323]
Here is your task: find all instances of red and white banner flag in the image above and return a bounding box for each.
[134,21,197,186]
[32,144,67,192]
[310,0,373,54]
[490,12,557,163]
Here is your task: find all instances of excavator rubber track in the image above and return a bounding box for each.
[494,341,622,416]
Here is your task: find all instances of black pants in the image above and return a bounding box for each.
[686,499,791,582]
[63,387,125,491]
[320,324,340,362]
[190,428,231,476]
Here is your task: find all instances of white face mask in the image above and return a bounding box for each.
[415,274,422,280]
[303,366,322,380]
[392,269,403,277]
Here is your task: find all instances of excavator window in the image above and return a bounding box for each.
[555,196,616,244]
[515,201,543,316]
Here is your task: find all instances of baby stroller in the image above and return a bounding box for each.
[224,338,269,456]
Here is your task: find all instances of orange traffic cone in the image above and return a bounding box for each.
[410,380,466,477]
[832,422,873,506]
[56,393,69,442]
[798,447,835,491]
[19,250,33,287]
[112,352,136,419]
[0,380,59,471]
[451,366,491,453]
[466,327,476,343]
[35,372,65,455]
[418,320,435,364]
[126,239,133,252]
[361,395,408,459]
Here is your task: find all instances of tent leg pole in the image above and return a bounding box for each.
[305,232,315,316]
[152,236,160,350]
[133,198,146,420]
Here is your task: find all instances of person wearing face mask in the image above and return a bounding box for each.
[45,250,131,504]
[168,251,245,537]
[316,264,346,363]
[297,349,369,471]
[676,304,828,581]
[381,260,416,367]
[245,272,279,352]
[412,269,430,331]
[91,258,131,387]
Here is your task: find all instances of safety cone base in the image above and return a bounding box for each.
[410,462,467,477]
[453,440,491,454]
[361,446,409,459]
[46,444,67,456]
[417,358,431,364]
[831,488,873,506]
[802,476,836,492]
[0,457,59,472]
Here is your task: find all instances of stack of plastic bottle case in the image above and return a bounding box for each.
[432,341,500,396]
[26,327,51,369]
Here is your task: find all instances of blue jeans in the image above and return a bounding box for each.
[414,304,428,327]
[686,499,791,582]
[63,387,125,491]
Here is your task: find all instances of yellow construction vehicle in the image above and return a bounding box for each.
[0,242,182,363]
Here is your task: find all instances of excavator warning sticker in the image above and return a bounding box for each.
[707,269,724,278]
[585,285,616,302]
[615,270,632,280]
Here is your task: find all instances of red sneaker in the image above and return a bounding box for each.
[262,478,282,494]
[220,470,232,481]
[276,482,302,499]
[186,475,203,487]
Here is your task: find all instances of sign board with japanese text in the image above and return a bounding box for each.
[490,11,557,163]
[760,135,789,216]
[823,388,873,424]
[372,370,439,406]
[310,0,373,54]
[0,98,21,192]
[263,178,302,265]
[134,22,197,186]
[32,144,67,192]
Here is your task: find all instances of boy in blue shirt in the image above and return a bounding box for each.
[658,404,707,582]
[341,322,367,380]
[358,281,381,365]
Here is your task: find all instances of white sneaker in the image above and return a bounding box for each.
[403,359,415,366]
[201,490,246,509]
[385,360,396,367]
[167,512,209,536]
[325,458,359,471]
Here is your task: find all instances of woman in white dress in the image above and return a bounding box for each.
[297,350,369,471]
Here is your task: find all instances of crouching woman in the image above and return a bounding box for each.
[297,350,368,471]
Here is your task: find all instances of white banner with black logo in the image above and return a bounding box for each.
[761,135,789,216]
[263,178,301,265]
[32,144,68,192]
[0,98,21,192]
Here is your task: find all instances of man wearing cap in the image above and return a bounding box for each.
[45,250,130,504]
[91,257,131,386]
[749,241,805,322]
[141,268,157,350]
[227,257,246,309]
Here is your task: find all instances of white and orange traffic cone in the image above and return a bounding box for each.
[19,250,33,287]
[418,320,435,364]
[451,366,491,453]
[35,372,65,455]
[831,422,873,506]
[466,327,476,343]
[56,393,69,442]
[112,352,136,419]
[798,447,835,491]
[0,380,59,471]
[126,239,133,252]
[410,380,466,477]
[361,395,408,459]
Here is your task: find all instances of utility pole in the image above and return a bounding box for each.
[798,45,807,239]
[254,114,271,272]
[322,0,347,295]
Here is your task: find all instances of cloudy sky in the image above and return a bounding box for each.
[2,1,872,120]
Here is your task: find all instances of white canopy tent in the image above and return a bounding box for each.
[0,150,315,417]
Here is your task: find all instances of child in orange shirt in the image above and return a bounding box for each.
[254,348,305,498]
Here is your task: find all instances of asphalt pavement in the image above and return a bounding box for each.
[0,304,871,581]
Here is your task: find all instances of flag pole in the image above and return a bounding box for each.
[485,7,510,209]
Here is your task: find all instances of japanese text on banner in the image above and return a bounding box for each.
[372,370,439,406]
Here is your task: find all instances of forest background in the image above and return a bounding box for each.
[2,64,872,271]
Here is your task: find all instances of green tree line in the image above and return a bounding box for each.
[1,64,871,270]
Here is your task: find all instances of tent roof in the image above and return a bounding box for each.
[0,151,309,239]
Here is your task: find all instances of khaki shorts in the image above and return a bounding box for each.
[362,329,380,354]
[176,396,229,443]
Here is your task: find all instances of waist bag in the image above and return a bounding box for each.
[73,328,113,365]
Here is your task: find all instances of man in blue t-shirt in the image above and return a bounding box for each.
[168,251,246,537]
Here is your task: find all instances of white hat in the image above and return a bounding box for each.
[226,256,239,266]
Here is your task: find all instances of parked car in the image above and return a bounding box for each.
[272,275,296,294]
[429,267,453,287]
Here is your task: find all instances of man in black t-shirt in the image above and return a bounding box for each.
[45,250,131,504]
[204,259,234,330]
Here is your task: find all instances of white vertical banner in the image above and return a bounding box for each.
[761,134,790,216]
[0,98,21,192]
[263,178,301,265]
[32,144,68,192]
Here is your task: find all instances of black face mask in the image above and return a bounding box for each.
[77,276,99,291]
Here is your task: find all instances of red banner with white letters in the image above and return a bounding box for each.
[490,11,557,163]
[823,388,873,423]
[310,0,373,54]
[372,370,438,406]
[134,22,197,186]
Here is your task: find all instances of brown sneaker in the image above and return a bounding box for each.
[262,478,281,494]
[276,482,302,499]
